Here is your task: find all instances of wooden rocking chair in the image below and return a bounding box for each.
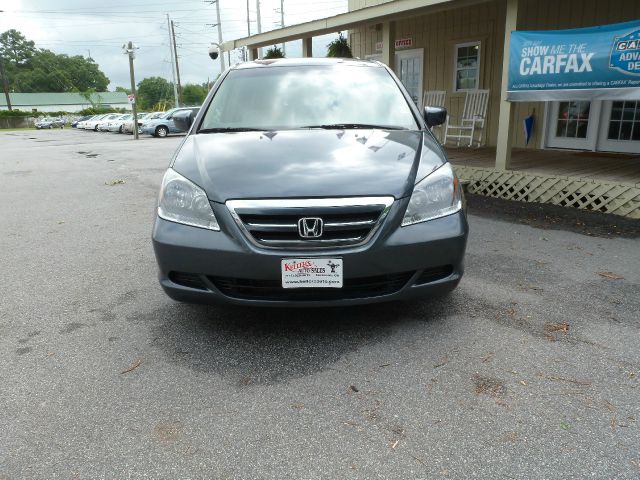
[444,89,490,147]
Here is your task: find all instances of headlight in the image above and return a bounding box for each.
[402,162,462,226]
[157,169,220,231]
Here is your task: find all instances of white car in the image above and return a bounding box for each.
[122,112,163,134]
[76,115,100,129]
[81,114,112,131]
[96,114,125,131]
[106,114,133,133]
[77,114,99,130]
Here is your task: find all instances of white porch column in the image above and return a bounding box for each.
[381,21,396,69]
[248,47,259,61]
[302,37,313,57]
[495,0,519,171]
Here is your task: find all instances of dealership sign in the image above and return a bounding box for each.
[508,20,640,101]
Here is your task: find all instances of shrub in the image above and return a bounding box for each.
[263,46,285,59]
[326,32,353,58]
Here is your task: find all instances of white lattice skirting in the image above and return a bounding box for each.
[454,166,640,220]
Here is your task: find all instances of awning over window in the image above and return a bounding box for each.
[507,20,640,102]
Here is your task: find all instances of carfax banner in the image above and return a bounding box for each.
[508,20,640,101]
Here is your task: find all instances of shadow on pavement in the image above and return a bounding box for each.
[144,298,451,385]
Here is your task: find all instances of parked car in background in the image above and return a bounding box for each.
[122,112,152,134]
[71,115,92,128]
[77,115,96,130]
[97,114,124,131]
[35,117,65,129]
[141,107,200,137]
[75,115,97,129]
[106,114,133,133]
[81,114,111,131]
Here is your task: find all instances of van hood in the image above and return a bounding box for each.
[171,129,445,203]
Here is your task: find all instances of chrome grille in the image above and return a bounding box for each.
[226,197,394,249]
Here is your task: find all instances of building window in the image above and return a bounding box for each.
[608,101,640,141]
[556,101,591,138]
[454,42,480,91]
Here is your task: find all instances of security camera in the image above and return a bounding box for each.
[208,44,220,60]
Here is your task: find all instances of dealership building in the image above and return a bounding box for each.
[223,0,640,218]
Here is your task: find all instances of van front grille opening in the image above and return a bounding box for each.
[226,197,394,249]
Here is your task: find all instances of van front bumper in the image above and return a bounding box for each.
[152,202,468,307]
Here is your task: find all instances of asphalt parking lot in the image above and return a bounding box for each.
[1,129,639,479]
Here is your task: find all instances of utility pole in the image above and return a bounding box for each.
[170,20,182,106]
[246,0,251,37]
[245,0,251,62]
[124,41,139,140]
[0,57,11,111]
[214,0,226,72]
[167,14,179,108]
[280,0,285,56]
[255,0,262,58]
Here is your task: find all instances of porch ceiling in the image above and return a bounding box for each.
[221,0,490,51]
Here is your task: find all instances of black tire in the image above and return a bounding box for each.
[118,125,123,133]
[94,125,99,131]
[155,126,169,138]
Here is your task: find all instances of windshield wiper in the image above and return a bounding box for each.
[301,123,408,130]
[198,127,263,133]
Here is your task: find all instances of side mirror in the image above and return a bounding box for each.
[424,106,447,128]
[173,110,195,132]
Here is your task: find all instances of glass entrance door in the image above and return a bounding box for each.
[395,49,424,108]
[546,101,596,149]
[597,101,640,154]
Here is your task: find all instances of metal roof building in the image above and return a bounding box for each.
[0,92,131,113]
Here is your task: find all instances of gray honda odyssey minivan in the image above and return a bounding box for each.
[152,58,468,306]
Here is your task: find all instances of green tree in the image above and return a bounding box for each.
[326,33,353,58]
[62,55,109,91]
[0,29,36,67]
[0,29,37,92]
[11,49,73,91]
[263,46,285,59]
[136,76,174,110]
[0,30,109,92]
[114,86,130,94]
[182,83,208,105]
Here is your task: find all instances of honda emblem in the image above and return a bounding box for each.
[298,217,323,238]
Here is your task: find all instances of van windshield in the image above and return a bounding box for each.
[199,64,419,131]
